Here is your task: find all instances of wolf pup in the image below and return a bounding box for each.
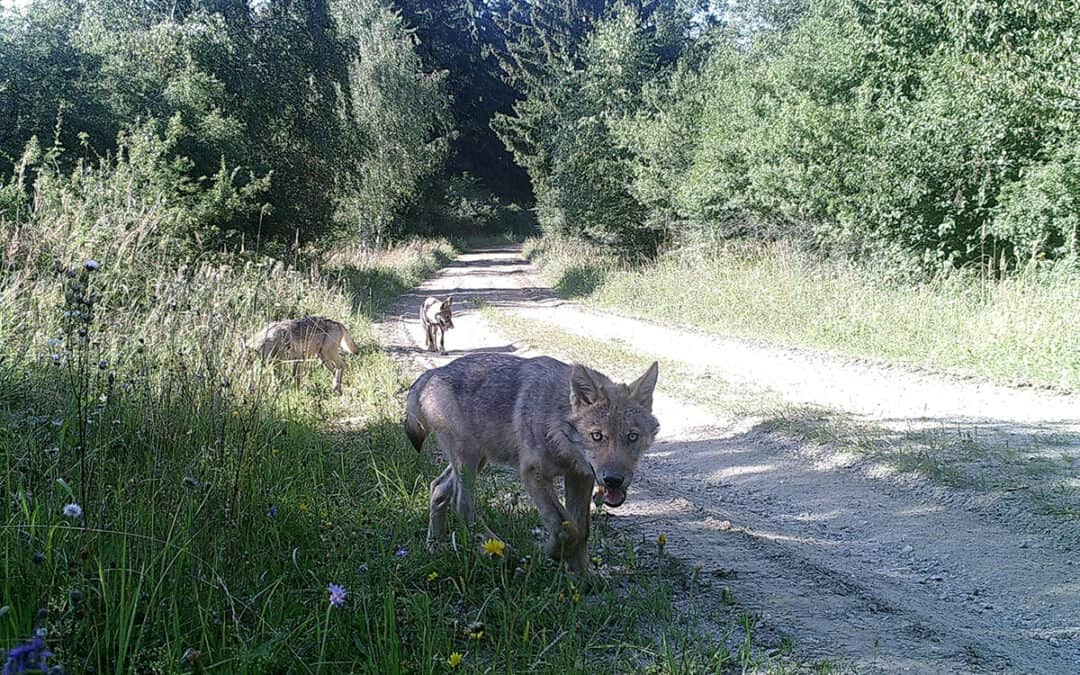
[421,296,454,355]
[249,317,359,393]
[404,352,659,576]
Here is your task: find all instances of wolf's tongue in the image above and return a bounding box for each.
[604,487,627,508]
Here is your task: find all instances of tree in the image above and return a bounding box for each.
[391,0,532,203]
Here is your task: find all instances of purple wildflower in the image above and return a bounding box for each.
[61,503,82,519]
[394,545,408,558]
[2,635,53,674]
[328,583,347,607]
[267,505,278,518]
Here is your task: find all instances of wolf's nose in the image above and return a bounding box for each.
[603,475,624,490]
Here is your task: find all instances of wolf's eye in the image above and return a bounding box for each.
[628,432,639,442]
[590,431,603,442]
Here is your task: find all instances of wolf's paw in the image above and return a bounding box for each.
[544,521,581,559]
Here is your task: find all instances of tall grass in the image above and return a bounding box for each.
[0,199,452,671]
[525,237,1080,390]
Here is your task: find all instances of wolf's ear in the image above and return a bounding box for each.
[442,295,453,308]
[628,361,659,410]
[570,364,606,409]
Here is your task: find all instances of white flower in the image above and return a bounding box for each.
[45,337,62,347]
[62,503,82,519]
[84,260,100,271]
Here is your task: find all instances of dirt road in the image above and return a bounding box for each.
[374,246,1080,674]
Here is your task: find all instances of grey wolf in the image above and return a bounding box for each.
[404,352,659,575]
[421,296,454,354]
[248,317,359,393]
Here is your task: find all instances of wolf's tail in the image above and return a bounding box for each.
[403,372,431,452]
[339,327,360,355]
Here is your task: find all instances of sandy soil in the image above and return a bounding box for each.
[373,245,1080,674]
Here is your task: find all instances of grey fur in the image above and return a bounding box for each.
[404,352,659,575]
[248,316,358,393]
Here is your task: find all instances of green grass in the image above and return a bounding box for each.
[524,237,1080,390]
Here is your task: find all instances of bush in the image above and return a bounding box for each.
[994,133,1080,264]
[4,119,268,280]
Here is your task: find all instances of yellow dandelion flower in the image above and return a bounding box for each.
[482,538,505,557]
[447,652,463,668]
[469,630,484,641]
[427,571,439,582]
[231,410,239,418]
[656,533,667,547]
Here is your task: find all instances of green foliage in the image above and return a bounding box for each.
[622,0,1080,270]
[400,173,539,239]
[0,1,114,168]
[492,0,1080,269]
[0,226,460,671]
[390,0,534,203]
[331,0,451,245]
[1,0,453,249]
[527,234,1080,389]
[494,1,698,257]
[8,117,268,274]
[994,132,1080,263]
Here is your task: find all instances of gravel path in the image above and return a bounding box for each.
[373,245,1080,674]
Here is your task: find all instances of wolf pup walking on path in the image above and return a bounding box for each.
[405,352,659,576]
[249,317,359,393]
[421,296,454,355]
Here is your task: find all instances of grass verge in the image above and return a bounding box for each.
[524,237,1080,390]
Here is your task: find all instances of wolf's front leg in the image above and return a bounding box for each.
[427,464,454,549]
[563,471,595,576]
[522,465,578,561]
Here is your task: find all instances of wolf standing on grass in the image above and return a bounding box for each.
[249,317,358,393]
[421,296,454,354]
[405,352,659,576]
